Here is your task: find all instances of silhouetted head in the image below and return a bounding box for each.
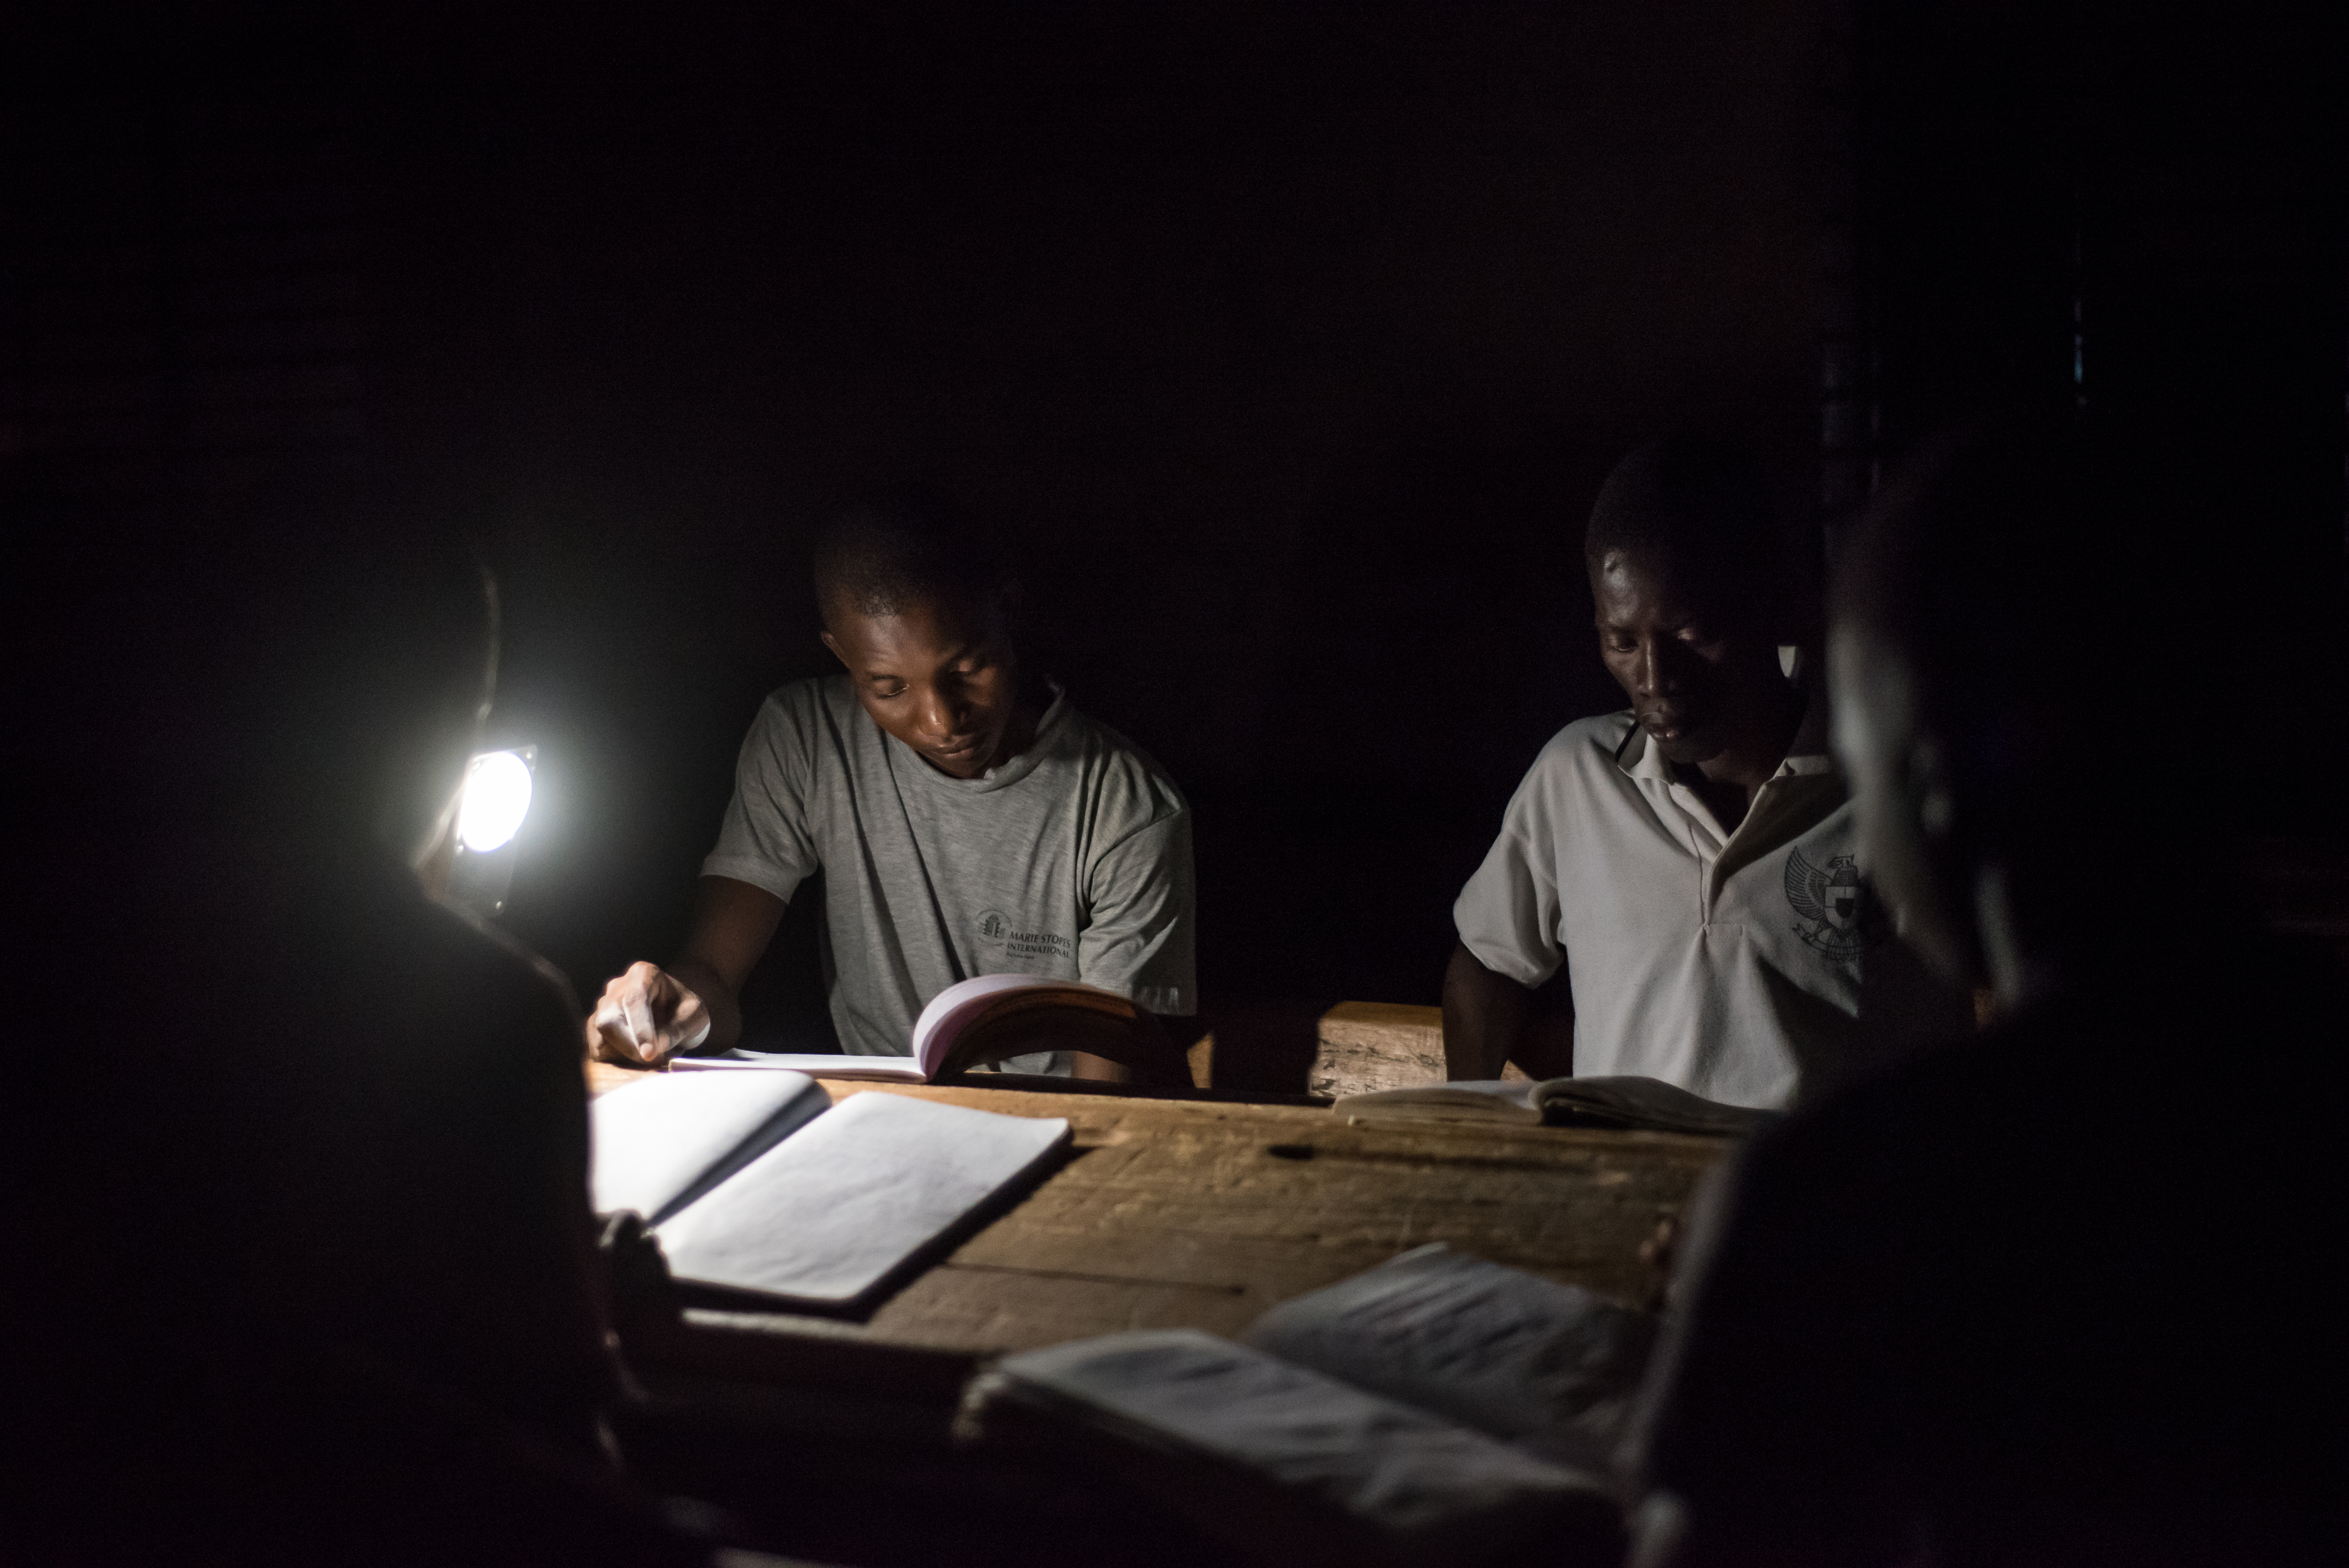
[68,516,497,891]
[1586,438,1795,767]
[25,510,517,1550]
[812,488,1030,779]
[1829,426,2185,1002]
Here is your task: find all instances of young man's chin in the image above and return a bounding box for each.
[925,728,1005,776]
[1654,730,1727,767]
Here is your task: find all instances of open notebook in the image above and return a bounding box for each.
[672,973,1142,1082]
[591,1071,1069,1309]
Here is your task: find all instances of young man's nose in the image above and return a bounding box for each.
[918,687,971,739]
[1642,637,1699,694]
[1634,640,1665,696]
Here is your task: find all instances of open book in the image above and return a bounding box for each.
[1334,1075,1769,1138]
[591,1070,1069,1310]
[1242,1243,1658,1472]
[964,1246,1652,1565]
[673,973,1146,1083]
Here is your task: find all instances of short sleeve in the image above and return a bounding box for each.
[699,692,821,904]
[1077,802,1197,1016]
[1452,752,1567,989]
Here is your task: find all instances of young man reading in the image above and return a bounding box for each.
[1444,439,1959,1107]
[589,492,1197,1078]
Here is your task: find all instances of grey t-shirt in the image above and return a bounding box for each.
[702,676,1197,1066]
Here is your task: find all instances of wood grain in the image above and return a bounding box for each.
[591,1061,1728,1360]
[1307,1000,1447,1097]
[1305,1001,1533,1097]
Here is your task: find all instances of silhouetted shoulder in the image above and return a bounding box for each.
[418,892,587,1036]
[1648,936,2346,1559]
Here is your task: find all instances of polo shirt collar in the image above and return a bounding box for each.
[1777,678,1835,774]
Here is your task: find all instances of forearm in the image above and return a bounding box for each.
[667,876,788,1054]
[1068,1009,1201,1084]
[1442,941,1534,1079]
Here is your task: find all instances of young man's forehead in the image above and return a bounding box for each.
[1591,546,1739,621]
[825,591,1011,662]
[824,581,1003,634]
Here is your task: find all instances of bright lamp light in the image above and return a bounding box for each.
[456,749,534,854]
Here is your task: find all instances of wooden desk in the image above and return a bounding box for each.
[589,1064,1730,1565]
[589,1063,1726,1358]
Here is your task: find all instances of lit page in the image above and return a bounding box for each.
[1243,1244,1657,1463]
[590,1068,831,1225]
[649,1090,1070,1307]
[995,1329,1607,1557]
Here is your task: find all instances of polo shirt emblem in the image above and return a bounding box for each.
[1785,846,1886,963]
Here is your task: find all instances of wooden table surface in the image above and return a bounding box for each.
[588,1062,1730,1362]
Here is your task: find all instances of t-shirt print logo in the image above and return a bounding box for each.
[975,909,1075,963]
[1785,846,1886,962]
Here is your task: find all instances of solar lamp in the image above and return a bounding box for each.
[448,746,536,918]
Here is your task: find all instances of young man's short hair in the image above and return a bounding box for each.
[811,486,1008,627]
[1585,437,1789,625]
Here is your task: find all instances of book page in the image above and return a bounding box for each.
[1532,1076,1768,1136]
[1334,1079,1545,1123]
[648,1091,1069,1308]
[1242,1244,1656,1467]
[910,972,1132,1077]
[992,1329,1609,1558]
[670,1051,928,1082]
[589,1069,831,1225]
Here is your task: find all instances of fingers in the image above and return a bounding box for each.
[588,995,647,1063]
[623,986,659,1061]
[587,963,709,1064]
[591,965,664,1064]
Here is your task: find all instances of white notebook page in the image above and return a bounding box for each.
[650,1090,1071,1306]
[998,1330,1595,1542]
[589,1069,830,1225]
[670,1052,928,1081]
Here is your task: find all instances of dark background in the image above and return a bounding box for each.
[9,2,2340,1036]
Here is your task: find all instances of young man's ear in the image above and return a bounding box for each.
[819,627,846,666]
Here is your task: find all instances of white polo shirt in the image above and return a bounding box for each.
[1454,707,1954,1109]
